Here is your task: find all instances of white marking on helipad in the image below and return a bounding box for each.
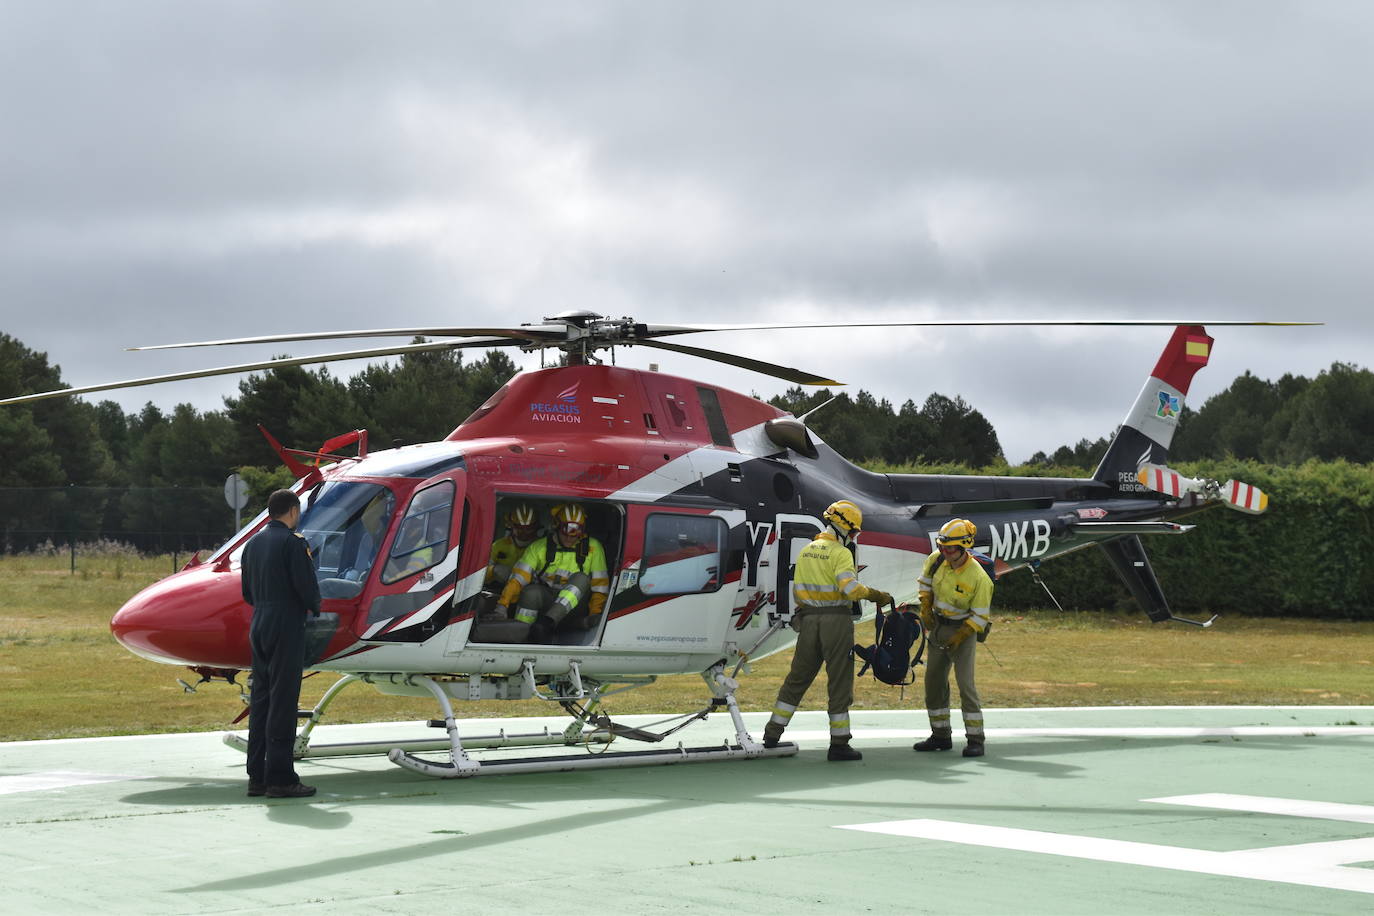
[1147,794,1374,825]
[838,795,1374,896]
[0,771,131,795]
[785,725,1374,740]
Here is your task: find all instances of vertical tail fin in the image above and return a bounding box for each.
[1092,325,1213,491]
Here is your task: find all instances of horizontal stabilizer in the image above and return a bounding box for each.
[1076,521,1194,535]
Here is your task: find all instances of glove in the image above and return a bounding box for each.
[919,606,936,632]
[945,621,978,650]
[867,589,893,607]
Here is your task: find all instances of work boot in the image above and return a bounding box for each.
[827,742,862,762]
[962,738,986,758]
[246,781,266,797]
[913,728,953,752]
[266,782,317,798]
[762,727,783,749]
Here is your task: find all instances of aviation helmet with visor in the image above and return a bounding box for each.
[936,517,977,552]
[823,499,863,543]
[552,502,588,540]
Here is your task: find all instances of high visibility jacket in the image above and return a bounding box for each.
[498,536,611,616]
[791,531,875,609]
[486,535,534,583]
[917,550,993,632]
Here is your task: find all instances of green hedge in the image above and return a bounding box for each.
[867,459,1374,620]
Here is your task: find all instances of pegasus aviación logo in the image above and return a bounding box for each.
[529,382,582,423]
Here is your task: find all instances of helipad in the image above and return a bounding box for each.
[3,706,1373,914]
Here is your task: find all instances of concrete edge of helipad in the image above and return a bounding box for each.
[5,705,1373,750]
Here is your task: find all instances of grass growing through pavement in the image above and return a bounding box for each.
[2,553,1371,743]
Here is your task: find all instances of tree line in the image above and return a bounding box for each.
[1,329,1370,550]
[0,333,516,550]
[1024,362,1374,470]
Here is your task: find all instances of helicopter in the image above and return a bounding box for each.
[0,313,1314,777]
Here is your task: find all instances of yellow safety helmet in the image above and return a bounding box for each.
[936,518,976,550]
[551,503,588,538]
[823,499,863,539]
[505,503,538,538]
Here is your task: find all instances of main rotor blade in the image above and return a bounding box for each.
[633,339,842,387]
[128,325,566,351]
[0,337,520,407]
[635,319,1323,339]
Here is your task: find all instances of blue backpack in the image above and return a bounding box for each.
[853,605,925,686]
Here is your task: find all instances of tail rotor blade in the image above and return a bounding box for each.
[1136,464,1200,497]
[1221,479,1269,514]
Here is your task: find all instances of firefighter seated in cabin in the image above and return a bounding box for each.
[494,502,611,643]
[484,503,542,590]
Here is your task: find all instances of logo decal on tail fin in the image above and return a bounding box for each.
[1155,391,1180,420]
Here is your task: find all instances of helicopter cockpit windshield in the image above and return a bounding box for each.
[299,481,397,599]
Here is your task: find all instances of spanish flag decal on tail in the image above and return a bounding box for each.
[1184,336,1210,364]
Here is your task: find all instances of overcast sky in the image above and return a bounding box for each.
[1,2,1368,463]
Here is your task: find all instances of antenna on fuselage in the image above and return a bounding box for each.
[799,394,841,423]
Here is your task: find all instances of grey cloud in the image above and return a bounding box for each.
[0,1,1368,461]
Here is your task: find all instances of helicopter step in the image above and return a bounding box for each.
[221,726,587,760]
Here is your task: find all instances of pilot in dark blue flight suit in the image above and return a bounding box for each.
[241,489,322,798]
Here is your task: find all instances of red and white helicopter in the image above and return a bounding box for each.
[1,314,1310,777]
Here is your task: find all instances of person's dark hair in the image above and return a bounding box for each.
[267,489,300,519]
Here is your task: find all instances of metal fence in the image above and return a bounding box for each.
[0,486,240,558]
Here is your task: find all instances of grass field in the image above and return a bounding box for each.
[2,553,1372,743]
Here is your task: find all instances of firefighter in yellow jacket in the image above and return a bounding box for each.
[495,503,611,643]
[762,500,893,761]
[486,503,541,589]
[913,518,993,758]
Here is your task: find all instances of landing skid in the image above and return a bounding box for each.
[222,663,797,778]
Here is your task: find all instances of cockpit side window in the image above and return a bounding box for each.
[382,481,454,584]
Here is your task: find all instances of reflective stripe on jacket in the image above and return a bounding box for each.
[916,550,993,631]
[498,536,611,616]
[486,535,533,583]
[791,531,873,609]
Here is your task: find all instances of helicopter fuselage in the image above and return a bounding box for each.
[110,361,1199,682]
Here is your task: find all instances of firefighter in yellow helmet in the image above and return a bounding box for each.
[762,499,893,761]
[495,503,611,643]
[486,503,541,589]
[913,518,994,758]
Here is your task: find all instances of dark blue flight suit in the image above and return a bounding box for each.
[241,519,322,788]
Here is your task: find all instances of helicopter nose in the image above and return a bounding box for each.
[111,566,253,668]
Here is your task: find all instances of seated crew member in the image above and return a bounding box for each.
[494,502,611,643]
[344,490,394,581]
[389,522,435,579]
[485,503,541,589]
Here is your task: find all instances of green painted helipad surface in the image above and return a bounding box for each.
[4,707,1374,914]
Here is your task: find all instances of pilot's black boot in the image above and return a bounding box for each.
[527,618,554,644]
[962,736,986,758]
[913,727,953,751]
[827,740,862,761]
